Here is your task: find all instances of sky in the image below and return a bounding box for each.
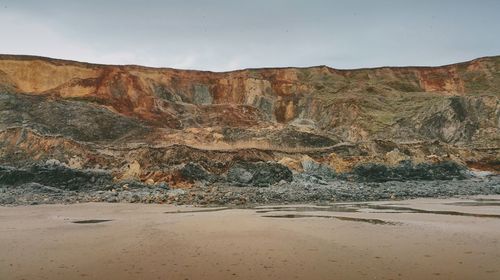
[0,0,499,71]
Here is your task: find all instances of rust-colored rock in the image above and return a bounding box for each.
[0,54,499,186]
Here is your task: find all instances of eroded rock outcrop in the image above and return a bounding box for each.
[227,162,293,187]
[0,163,112,190]
[347,161,468,182]
[0,54,498,188]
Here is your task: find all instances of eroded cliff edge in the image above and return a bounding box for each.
[0,55,498,203]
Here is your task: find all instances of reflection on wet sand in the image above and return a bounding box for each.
[446,201,500,207]
[1,196,499,280]
[72,219,113,224]
[261,213,398,225]
[254,205,358,213]
[164,198,500,221]
[164,207,229,214]
[361,204,500,218]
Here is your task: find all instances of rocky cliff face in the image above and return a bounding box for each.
[0,55,498,187]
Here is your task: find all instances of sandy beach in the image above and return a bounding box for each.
[1,196,500,280]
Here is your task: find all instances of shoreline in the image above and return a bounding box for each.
[1,196,499,280]
[1,177,499,207]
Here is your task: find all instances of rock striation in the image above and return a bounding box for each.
[0,54,498,195]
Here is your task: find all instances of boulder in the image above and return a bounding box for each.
[226,161,293,187]
[301,156,336,180]
[180,162,213,182]
[0,164,113,190]
[227,167,254,184]
[350,160,468,182]
[0,195,15,204]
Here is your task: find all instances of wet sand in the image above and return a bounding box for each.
[1,196,500,280]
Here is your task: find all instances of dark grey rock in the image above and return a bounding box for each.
[155,182,170,190]
[0,92,150,142]
[227,161,293,187]
[0,164,113,190]
[301,159,336,180]
[113,180,151,190]
[347,161,468,182]
[21,182,63,193]
[130,194,141,203]
[227,167,253,184]
[180,162,212,182]
[0,195,15,204]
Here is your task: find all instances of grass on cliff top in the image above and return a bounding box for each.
[296,60,500,134]
[297,57,500,99]
[456,56,500,95]
[357,92,443,133]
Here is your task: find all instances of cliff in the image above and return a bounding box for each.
[0,54,498,186]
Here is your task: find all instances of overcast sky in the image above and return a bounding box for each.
[0,0,499,71]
